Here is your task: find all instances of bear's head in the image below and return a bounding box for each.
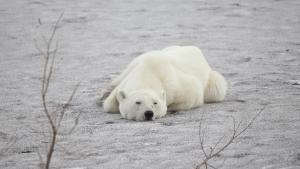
[116,89,167,121]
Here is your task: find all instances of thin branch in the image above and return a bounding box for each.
[35,13,80,169]
[199,120,208,159]
[209,134,225,157]
[56,83,80,130]
[44,42,58,94]
[45,13,63,59]
[235,120,243,133]
[195,105,267,169]
[58,110,82,136]
[34,40,46,58]
[65,110,82,135]
[235,106,265,138]
[197,112,208,169]
[207,164,217,169]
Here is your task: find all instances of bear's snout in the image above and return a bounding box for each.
[144,111,154,121]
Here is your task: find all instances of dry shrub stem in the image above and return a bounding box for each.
[196,106,266,169]
[35,14,80,169]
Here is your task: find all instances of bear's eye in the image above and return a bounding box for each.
[153,102,158,105]
[136,101,141,105]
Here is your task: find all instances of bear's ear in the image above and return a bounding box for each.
[117,91,126,101]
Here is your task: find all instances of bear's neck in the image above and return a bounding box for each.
[121,66,164,94]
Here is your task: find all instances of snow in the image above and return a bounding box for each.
[0,0,299,169]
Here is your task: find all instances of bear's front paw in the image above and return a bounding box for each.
[103,98,119,114]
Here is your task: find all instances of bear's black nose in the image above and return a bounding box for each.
[144,111,154,121]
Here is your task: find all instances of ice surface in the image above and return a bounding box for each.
[0,0,299,169]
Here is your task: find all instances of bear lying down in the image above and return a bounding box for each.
[101,46,227,121]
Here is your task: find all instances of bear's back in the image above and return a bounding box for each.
[163,46,211,74]
[128,46,212,93]
[138,46,211,81]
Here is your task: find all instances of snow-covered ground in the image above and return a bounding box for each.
[0,0,299,168]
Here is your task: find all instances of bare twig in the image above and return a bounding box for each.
[56,83,80,130]
[35,14,80,169]
[65,110,82,135]
[195,106,266,169]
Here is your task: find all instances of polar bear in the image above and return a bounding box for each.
[102,46,227,121]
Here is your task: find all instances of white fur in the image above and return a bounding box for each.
[103,46,227,121]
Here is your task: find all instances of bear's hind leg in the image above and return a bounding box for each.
[168,103,192,112]
[168,98,204,112]
[204,71,227,103]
